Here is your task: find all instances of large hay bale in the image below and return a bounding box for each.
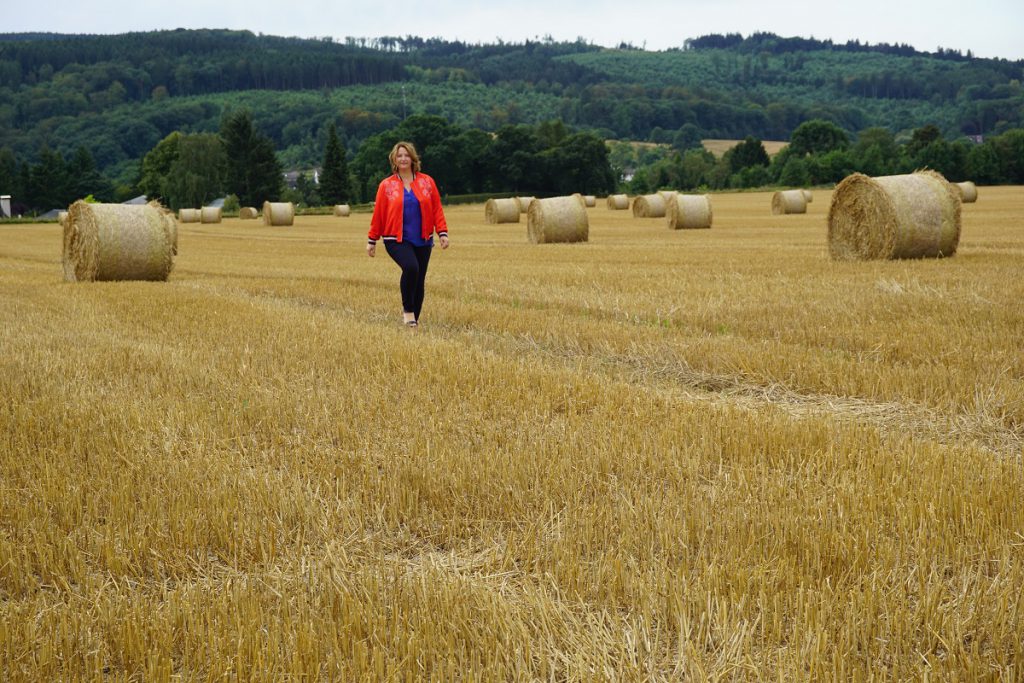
[200,206,222,224]
[239,207,259,220]
[659,190,678,203]
[772,190,808,215]
[484,198,520,224]
[632,194,667,218]
[62,201,175,282]
[606,194,629,210]
[263,201,295,226]
[953,181,978,203]
[583,195,597,207]
[827,171,961,261]
[515,196,535,213]
[178,208,201,223]
[802,189,814,203]
[527,195,589,244]
[151,201,177,255]
[666,194,713,230]
[333,204,351,217]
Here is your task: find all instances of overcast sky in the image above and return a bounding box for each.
[7,0,1024,61]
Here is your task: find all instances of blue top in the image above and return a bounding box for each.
[402,187,433,247]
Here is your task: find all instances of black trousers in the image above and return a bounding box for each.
[384,241,433,320]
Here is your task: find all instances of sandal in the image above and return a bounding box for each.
[404,320,418,328]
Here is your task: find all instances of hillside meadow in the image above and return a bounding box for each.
[1,188,1022,680]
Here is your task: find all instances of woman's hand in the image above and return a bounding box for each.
[366,242,376,257]
[439,235,450,250]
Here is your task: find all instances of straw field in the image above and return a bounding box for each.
[1,187,1022,680]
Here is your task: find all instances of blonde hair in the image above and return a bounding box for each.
[388,141,421,174]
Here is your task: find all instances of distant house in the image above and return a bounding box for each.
[122,195,148,205]
[967,135,984,144]
[284,168,322,189]
[207,197,225,208]
[0,195,10,218]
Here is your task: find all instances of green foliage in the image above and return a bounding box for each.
[789,120,850,156]
[223,194,240,212]
[220,110,283,206]
[140,132,226,209]
[726,136,770,172]
[319,123,351,204]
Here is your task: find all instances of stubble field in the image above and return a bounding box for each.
[1,187,1023,680]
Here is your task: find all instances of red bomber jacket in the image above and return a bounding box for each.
[367,172,448,244]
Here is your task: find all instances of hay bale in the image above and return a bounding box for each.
[827,170,961,260]
[178,208,201,223]
[802,189,814,203]
[515,196,535,213]
[62,201,175,282]
[262,201,295,226]
[606,194,629,210]
[239,207,259,220]
[200,206,222,224]
[659,190,678,203]
[150,201,177,255]
[953,181,978,203]
[583,195,597,207]
[484,198,520,224]
[333,204,351,217]
[772,190,808,215]
[58,211,68,228]
[666,194,713,230]
[527,195,589,244]
[632,194,667,218]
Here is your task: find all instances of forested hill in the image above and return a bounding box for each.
[2,29,1022,182]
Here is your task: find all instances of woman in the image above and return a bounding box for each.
[366,141,449,328]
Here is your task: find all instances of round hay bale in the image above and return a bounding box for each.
[58,211,68,228]
[527,195,589,244]
[583,195,597,207]
[632,194,667,218]
[515,196,535,213]
[827,171,961,261]
[953,181,978,203]
[606,194,629,210]
[150,201,177,255]
[200,206,222,224]
[333,204,351,217]
[484,198,521,224]
[772,190,808,215]
[659,190,678,203]
[178,208,201,223]
[666,194,713,230]
[62,201,175,282]
[239,207,259,220]
[802,189,814,203]
[263,201,295,226]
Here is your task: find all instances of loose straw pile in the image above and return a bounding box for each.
[527,195,589,244]
[485,198,520,224]
[62,201,175,282]
[666,194,713,230]
[515,197,535,213]
[263,201,295,226]
[772,190,808,214]
[953,181,978,203]
[239,207,259,220]
[606,194,629,210]
[828,170,961,260]
[200,207,222,223]
[333,204,351,217]
[178,208,201,223]
[632,194,667,218]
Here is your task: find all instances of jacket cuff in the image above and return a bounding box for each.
[367,238,378,245]
[436,230,448,238]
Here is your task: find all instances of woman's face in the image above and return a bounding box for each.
[395,147,412,171]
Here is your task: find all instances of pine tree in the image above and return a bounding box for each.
[319,123,351,204]
[220,110,283,207]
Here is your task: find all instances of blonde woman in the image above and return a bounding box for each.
[367,141,449,327]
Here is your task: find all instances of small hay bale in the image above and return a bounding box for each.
[632,194,667,218]
[263,201,295,226]
[515,196,535,213]
[178,208,201,223]
[484,198,521,224]
[772,190,808,215]
[583,195,597,207]
[200,206,222,224]
[666,194,713,230]
[239,207,259,220]
[827,170,961,260]
[659,190,678,203]
[802,189,814,203]
[606,194,629,210]
[333,204,351,217]
[62,200,175,282]
[527,195,589,244]
[58,211,68,228]
[953,181,978,203]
